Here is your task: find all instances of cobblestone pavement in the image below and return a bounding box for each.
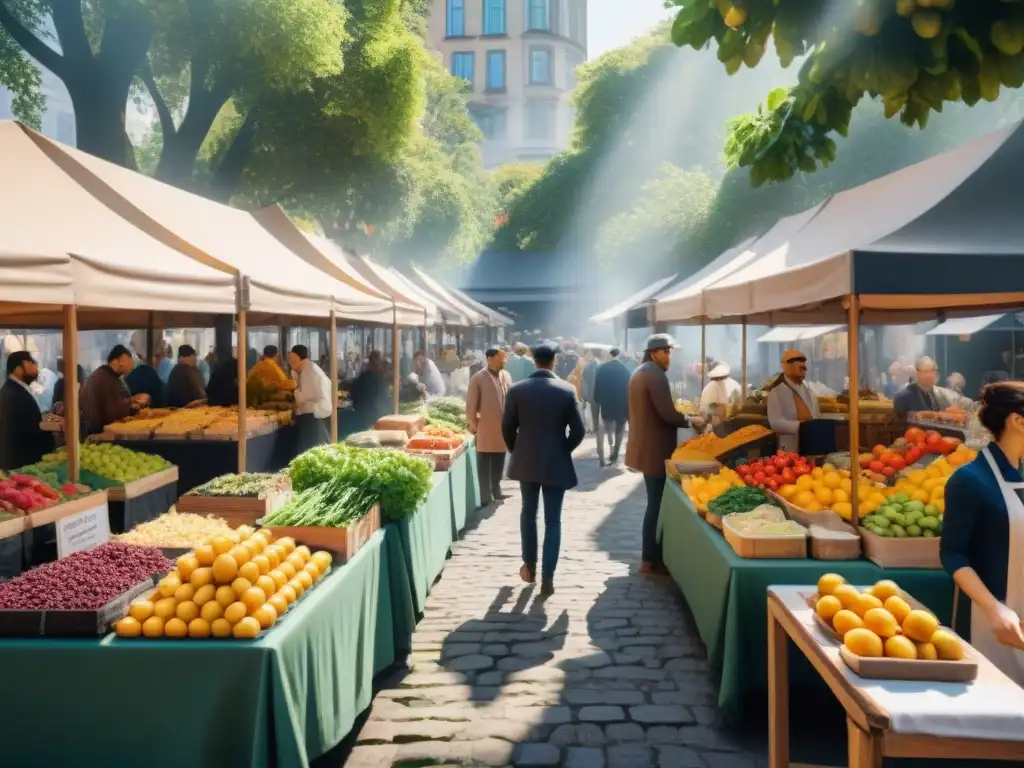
[346,440,767,768]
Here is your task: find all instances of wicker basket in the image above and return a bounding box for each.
[859,527,942,569]
[723,515,807,559]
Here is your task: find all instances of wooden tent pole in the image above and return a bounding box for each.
[741,318,748,397]
[237,311,247,473]
[63,305,79,482]
[700,322,707,390]
[392,304,400,414]
[848,295,861,526]
[329,309,338,442]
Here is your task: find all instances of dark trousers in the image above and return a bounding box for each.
[642,475,667,564]
[477,451,506,504]
[597,410,625,464]
[585,400,599,433]
[520,482,565,580]
[296,413,330,453]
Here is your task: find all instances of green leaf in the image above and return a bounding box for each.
[767,86,790,111]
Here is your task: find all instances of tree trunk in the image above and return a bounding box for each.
[66,83,137,168]
[154,85,231,191]
[208,111,258,203]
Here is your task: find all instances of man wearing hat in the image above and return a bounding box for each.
[698,360,741,435]
[503,342,585,597]
[626,334,704,575]
[766,348,821,452]
[166,344,207,408]
[467,347,512,505]
[0,351,52,470]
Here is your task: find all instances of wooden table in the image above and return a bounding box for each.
[767,585,1024,768]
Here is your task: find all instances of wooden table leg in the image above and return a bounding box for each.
[769,604,790,768]
[847,717,882,768]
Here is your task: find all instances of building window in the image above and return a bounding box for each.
[451,52,475,86]
[486,50,506,91]
[447,0,465,36]
[524,101,555,140]
[529,46,552,85]
[565,52,583,91]
[483,0,506,35]
[568,0,584,45]
[527,0,549,31]
[470,104,508,140]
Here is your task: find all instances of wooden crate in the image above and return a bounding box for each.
[260,504,380,563]
[26,491,109,528]
[406,441,467,472]
[839,646,977,683]
[176,489,292,528]
[106,466,179,502]
[723,516,807,559]
[860,527,942,569]
[374,414,426,437]
[0,510,27,541]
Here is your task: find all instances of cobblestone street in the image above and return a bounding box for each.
[345,440,768,768]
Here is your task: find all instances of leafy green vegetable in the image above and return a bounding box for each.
[188,473,287,498]
[262,477,377,528]
[707,486,771,516]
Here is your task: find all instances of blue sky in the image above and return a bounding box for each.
[588,0,673,58]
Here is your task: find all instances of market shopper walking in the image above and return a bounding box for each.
[594,347,630,467]
[466,347,512,505]
[502,343,585,596]
[626,334,703,575]
[289,344,332,452]
[506,343,536,383]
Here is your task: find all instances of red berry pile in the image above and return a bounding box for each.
[0,543,173,610]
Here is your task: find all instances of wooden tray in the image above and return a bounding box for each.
[859,527,941,569]
[176,489,291,528]
[0,576,157,637]
[839,645,978,683]
[723,516,806,559]
[106,466,179,502]
[259,504,380,563]
[0,510,28,541]
[26,491,108,528]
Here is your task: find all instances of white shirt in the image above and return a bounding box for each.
[699,377,742,415]
[294,361,333,420]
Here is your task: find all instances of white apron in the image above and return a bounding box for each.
[970,445,1024,686]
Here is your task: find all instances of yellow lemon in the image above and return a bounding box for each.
[844,628,883,657]
[915,642,938,660]
[931,629,965,660]
[832,488,849,503]
[816,595,843,622]
[832,584,861,611]
[853,593,883,618]
[189,567,214,589]
[129,600,155,623]
[115,616,142,637]
[211,535,234,556]
[233,616,261,638]
[884,596,912,625]
[176,554,199,582]
[870,580,901,602]
[903,610,939,643]
[154,597,178,621]
[173,583,195,603]
[832,502,853,520]
[224,602,248,624]
[200,600,224,623]
[216,585,237,608]
[796,474,813,489]
[823,472,842,489]
[794,490,816,509]
[188,618,211,639]
[195,544,216,567]
[164,617,188,638]
[142,616,165,638]
[175,600,199,624]
[211,618,233,638]
[884,635,918,660]
[193,584,216,607]
[863,608,899,638]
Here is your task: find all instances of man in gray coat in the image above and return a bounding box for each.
[502,343,586,597]
[626,334,703,576]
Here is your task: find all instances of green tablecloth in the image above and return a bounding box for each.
[465,438,482,517]
[0,528,408,768]
[393,472,454,615]
[448,448,470,538]
[659,482,957,720]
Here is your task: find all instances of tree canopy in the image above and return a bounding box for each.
[669,0,1024,185]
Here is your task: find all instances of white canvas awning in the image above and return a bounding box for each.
[23,125,390,323]
[409,267,493,326]
[390,268,472,326]
[0,122,235,327]
[756,325,843,343]
[412,267,512,326]
[589,274,678,324]
[926,315,1007,336]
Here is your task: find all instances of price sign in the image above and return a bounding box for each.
[56,501,111,559]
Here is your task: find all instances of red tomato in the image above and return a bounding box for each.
[753,471,766,485]
[882,466,896,477]
[806,458,816,469]
[781,468,795,484]
[904,447,920,465]
[763,465,777,476]
[939,437,960,454]
[869,460,885,474]
[905,427,926,444]
[766,478,780,491]
[924,430,943,446]
[889,456,907,472]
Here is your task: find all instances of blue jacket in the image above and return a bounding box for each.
[581,359,600,402]
[502,370,585,489]
[594,358,630,422]
[506,354,536,383]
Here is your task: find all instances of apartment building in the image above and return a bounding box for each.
[428,0,587,167]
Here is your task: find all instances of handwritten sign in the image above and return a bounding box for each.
[56,501,111,559]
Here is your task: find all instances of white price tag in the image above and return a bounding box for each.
[56,501,111,558]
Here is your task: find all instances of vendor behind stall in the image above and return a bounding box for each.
[893,356,952,418]
[698,361,741,435]
[81,345,150,436]
[0,352,52,470]
[166,345,207,408]
[766,349,821,452]
[290,344,331,451]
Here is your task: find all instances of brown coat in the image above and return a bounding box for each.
[625,361,691,477]
[80,365,132,435]
[466,368,511,454]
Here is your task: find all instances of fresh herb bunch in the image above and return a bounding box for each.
[289,444,433,521]
[189,472,285,498]
[262,477,377,528]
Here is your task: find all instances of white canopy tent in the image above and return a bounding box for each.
[411,266,512,327]
[756,325,844,344]
[926,315,1019,336]
[589,274,677,324]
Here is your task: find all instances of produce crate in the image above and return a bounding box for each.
[373,414,426,437]
[859,527,942,569]
[722,515,807,559]
[705,511,723,530]
[716,434,778,469]
[258,504,380,563]
[0,511,28,580]
[106,467,179,502]
[405,441,467,472]
[0,575,157,637]
[176,488,292,529]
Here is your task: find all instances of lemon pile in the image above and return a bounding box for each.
[681,467,744,514]
[814,573,964,662]
[114,526,331,639]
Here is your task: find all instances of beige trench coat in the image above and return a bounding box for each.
[466,368,511,453]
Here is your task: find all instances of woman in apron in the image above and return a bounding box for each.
[941,381,1024,685]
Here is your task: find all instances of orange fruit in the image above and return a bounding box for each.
[193,584,216,607]
[279,561,297,580]
[232,616,261,638]
[268,594,289,616]
[242,539,263,558]
[211,536,234,555]
[294,545,312,564]
[884,596,912,624]
[189,567,214,589]
[142,616,166,638]
[853,593,883,618]
[188,618,211,638]
[832,609,864,638]
[215,585,237,608]
[311,551,332,572]
[211,618,233,638]
[931,629,964,660]
[264,546,283,569]
[164,618,188,638]
[286,553,306,572]
[278,537,297,555]
[269,569,288,589]
[175,600,199,624]
[176,554,199,582]
[832,584,861,611]
[154,597,178,621]
[884,635,918,660]
[288,577,306,598]
[816,595,842,622]
[903,610,939,643]
[870,580,901,602]
[158,574,181,598]
[844,628,883,657]
[224,602,248,624]
[129,600,155,623]
[817,573,846,596]
[863,608,899,638]
[255,575,277,598]
[228,545,251,566]
[252,603,278,630]
[195,544,216,567]
[251,555,271,575]
[915,642,938,661]
[295,570,314,591]
[173,583,195,603]
[200,600,224,623]
[242,587,267,614]
[278,585,298,605]
[115,616,142,637]
[238,561,260,583]
[231,577,252,596]
[303,562,321,581]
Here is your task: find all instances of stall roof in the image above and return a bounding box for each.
[249,206,428,327]
[926,314,1024,336]
[410,267,508,326]
[654,202,828,324]
[589,274,678,324]
[22,125,390,324]
[390,268,473,326]
[701,121,1024,324]
[0,122,235,327]
[326,253,439,325]
[756,325,843,343]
